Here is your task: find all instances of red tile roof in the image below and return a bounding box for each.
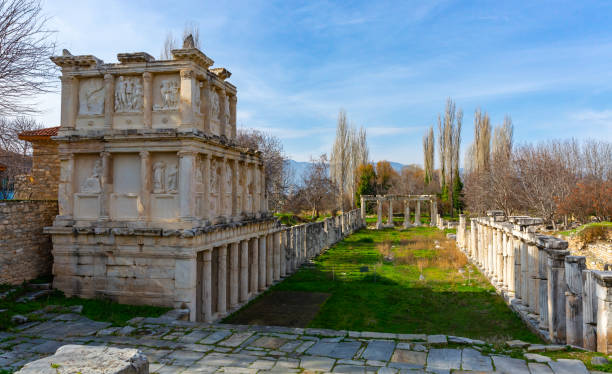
[18,126,60,140]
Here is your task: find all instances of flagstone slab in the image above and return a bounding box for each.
[492,355,530,374]
[361,340,396,361]
[461,347,492,371]
[426,348,461,370]
[548,358,588,374]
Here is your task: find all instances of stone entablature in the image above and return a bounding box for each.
[457,212,612,354]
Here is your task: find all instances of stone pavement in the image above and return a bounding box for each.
[0,311,594,373]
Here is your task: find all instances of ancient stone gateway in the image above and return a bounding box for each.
[360,194,437,229]
[45,38,364,322]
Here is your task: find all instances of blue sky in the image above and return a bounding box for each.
[37,0,612,163]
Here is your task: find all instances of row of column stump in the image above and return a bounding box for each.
[456,211,612,353]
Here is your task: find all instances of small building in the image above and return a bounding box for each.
[15,126,60,200]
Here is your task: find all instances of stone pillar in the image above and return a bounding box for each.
[538,246,549,328]
[230,242,239,309]
[403,201,411,229]
[508,233,516,296]
[57,154,74,219]
[414,200,421,226]
[565,256,586,346]
[470,219,478,260]
[179,69,195,128]
[527,242,538,313]
[274,232,281,281]
[360,197,366,222]
[230,159,239,219]
[217,245,227,316]
[241,161,248,216]
[218,157,226,219]
[60,76,78,129]
[388,200,393,226]
[376,200,382,229]
[100,151,113,220]
[547,248,569,343]
[229,94,237,139]
[142,72,152,128]
[104,74,114,128]
[594,271,612,353]
[497,230,504,287]
[250,237,258,295]
[240,240,249,303]
[258,235,266,291]
[520,240,529,305]
[259,165,267,214]
[218,88,227,137]
[458,214,466,249]
[430,200,437,227]
[280,230,287,277]
[583,270,598,351]
[202,249,212,322]
[266,234,273,286]
[202,155,210,221]
[138,151,149,221]
[252,164,260,216]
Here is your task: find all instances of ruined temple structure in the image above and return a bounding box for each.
[44,37,366,322]
[360,194,437,229]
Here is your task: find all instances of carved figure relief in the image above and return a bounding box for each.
[115,76,143,113]
[154,79,179,110]
[167,164,178,193]
[195,163,203,185]
[79,79,105,115]
[224,95,230,123]
[153,161,166,193]
[211,91,220,120]
[210,159,218,194]
[81,159,102,193]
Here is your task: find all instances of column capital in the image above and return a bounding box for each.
[143,71,152,80]
[139,150,150,158]
[180,69,195,79]
[104,73,113,81]
[177,150,198,158]
[100,151,112,159]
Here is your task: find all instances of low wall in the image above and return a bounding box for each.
[456,211,612,354]
[0,200,58,284]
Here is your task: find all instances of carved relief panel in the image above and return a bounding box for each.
[78,78,105,116]
[209,158,218,217]
[209,89,220,136]
[115,76,143,113]
[225,163,232,214]
[152,74,181,129]
[150,153,179,221]
[74,154,102,220]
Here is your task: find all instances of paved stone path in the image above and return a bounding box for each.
[0,311,594,373]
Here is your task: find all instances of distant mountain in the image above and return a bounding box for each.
[285,159,406,186]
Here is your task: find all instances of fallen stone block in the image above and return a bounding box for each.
[15,344,148,374]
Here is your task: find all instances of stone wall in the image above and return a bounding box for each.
[456,212,612,354]
[0,200,58,285]
[14,140,59,200]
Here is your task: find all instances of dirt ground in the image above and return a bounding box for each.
[225,291,330,327]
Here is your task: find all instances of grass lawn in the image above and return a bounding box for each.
[227,226,540,344]
[557,221,612,237]
[0,282,170,330]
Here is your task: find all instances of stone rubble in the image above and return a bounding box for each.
[0,309,596,374]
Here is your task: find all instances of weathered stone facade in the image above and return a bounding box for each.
[14,127,60,200]
[0,200,58,284]
[45,40,365,322]
[457,212,612,354]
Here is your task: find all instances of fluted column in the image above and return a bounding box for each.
[274,232,281,281]
[266,234,274,286]
[229,94,237,139]
[376,200,382,229]
[240,240,249,302]
[202,155,210,221]
[229,242,239,309]
[100,151,112,220]
[414,201,421,226]
[250,237,259,295]
[240,161,248,216]
[252,164,260,216]
[217,245,227,316]
[142,72,152,128]
[388,200,393,226]
[280,230,287,277]
[565,256,586,346]
[218,157,226,219]
[179,69,195,129]
[104,74,114,129]
[202,249,212,322]
[258,235,266,291]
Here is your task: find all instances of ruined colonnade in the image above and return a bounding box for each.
[360,195,437,229]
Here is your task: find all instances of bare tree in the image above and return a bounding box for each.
[330,110,351,209]
[423,126,435,184]
[235,128,289,212]
[0,0,56,116]
[299,154,336,218]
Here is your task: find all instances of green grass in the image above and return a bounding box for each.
[0,285,170,330]
[263,227,540,343]
[557,221,612,237]
[538,347,612,372]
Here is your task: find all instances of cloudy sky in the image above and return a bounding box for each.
[36,0,612,163]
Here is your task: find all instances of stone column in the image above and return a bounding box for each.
[527,241,539,313]
[179,151,196,221]
[565,256,586,346]
[259,165,267,214]
[388,200,393,226]
[230,242,239,309]
[510,235,519,298]
[179,69,195,129]
[104,73,114,129]
[258,235,266,291]
[250,237,258,295]
[138,151,150,221]
[218,157,226,219]
[241,161,248,216]
[218,88,227,137]
[583,270,598,351]
[266,234,273,286]
[594,271,612,353]
[217,245,227,316]
[230,159,239,220]
[202,155,210,221]
[376,200,382,229]
[520,240,529,305]
[57,154,74,219]
[60,76,78,129]
[100,151,113,220]
[240,240,249,303]
[547,248,569,343]
[538,246,549,329]
[252,164,260,217]
[274,232,281,281]
[229,94,237,139]
[458,214,466,249]
[430,200,437,227]
[497,230,504,287]
[202,249,213,322]
[404,202,412,229]
[470,219,478,260]
[360,197,366,221]
[414,200,421,226]
[280,230,287,277]
[142,72,152,128]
